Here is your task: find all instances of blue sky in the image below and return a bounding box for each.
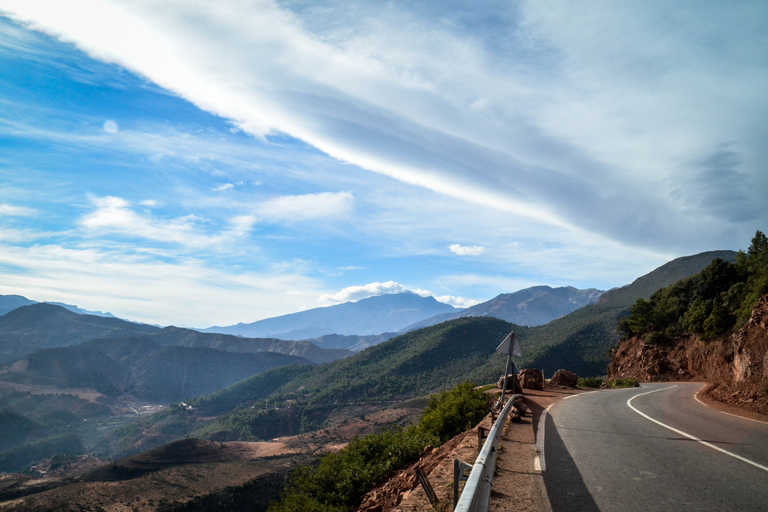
[0,1,766,327]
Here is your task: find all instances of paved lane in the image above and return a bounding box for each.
[543,383,768,511]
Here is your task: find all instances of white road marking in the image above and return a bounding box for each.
[562,390,601,400]
[627,385,768,473]
[693,386,768,425]
[534,407,548,473]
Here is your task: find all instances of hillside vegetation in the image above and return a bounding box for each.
[619,231,767,342]
[268,381,489,512]
[515,250,738,375]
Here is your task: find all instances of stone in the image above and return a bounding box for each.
[550,369,579,387]
[518,368,544,390]
[497,374,523,394]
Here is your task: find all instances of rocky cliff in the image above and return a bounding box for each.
[608,294,768,415]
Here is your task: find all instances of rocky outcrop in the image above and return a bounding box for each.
[518,368,544,390]
[550,369,579,387]
[608,295,768,415]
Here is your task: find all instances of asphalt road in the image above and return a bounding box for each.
[543,383,768,512]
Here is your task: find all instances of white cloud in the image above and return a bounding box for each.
[319,281,411,303]
[433,295,479,308]
[317,280,476,309]
[257,191,353,222]
[78,196,255,248]
[0,203,35,216]
[139,199,158,207]
[212,183,234,192]
[449,244,485,256]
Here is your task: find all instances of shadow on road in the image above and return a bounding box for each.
[542,412,601,512]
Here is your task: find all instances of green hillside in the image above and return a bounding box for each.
[130,346,312,402]
[0,346,131,396]
[515,250,738,376]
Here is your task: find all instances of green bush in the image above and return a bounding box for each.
[605,378,639,388]
[269,426,437,512]
[418,380,491,443]
[577,377,603,388]
[269,380,490,512]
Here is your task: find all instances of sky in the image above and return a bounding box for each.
[0,1,765,328]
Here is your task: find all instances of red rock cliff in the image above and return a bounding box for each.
[608,295,768,415]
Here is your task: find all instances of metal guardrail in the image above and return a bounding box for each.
[454,393,521,512]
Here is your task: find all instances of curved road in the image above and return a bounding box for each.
[543,383,768,511]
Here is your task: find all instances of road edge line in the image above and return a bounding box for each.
[693,386,768,425]
[534,404,552,473]
[627,386,768,473]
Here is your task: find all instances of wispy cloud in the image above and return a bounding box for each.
[0,241,325,327]
[78,196,254,248]
[212,183,235,192]
[449,244,485,256]
[257,191,354,223]
[0,203,35,216]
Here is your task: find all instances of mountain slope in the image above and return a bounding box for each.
[515,250,739,376]
[0,304,159,366]
[202,292,457,339]
[130,346,313,402]
[150,326,352,364]
[404,285,604,331]
[0,346,131,395]
[0,295,37,317]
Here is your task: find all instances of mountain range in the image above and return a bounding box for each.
[201,285,604,342]
[402,285,604,331]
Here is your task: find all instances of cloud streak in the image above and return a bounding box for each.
[3,0,764,255]
[449,244,485,256]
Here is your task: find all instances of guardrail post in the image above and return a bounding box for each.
[416,468,439,508]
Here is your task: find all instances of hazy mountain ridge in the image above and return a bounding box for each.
[201,292,458,339]
[0,304,351,368]
[0,294,115,319]
[403,285,604,331]
[0,304,159,366]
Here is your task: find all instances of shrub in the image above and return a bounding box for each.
[418,380,491,443]
[605,378,639,388]
[577,377,603,388]
[269,380,490,512]
[269,426,437,512]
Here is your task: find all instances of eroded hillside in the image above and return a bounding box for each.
[608,294,768,415]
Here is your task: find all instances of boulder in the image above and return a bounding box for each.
[551,369,579,387]
[496,374,522,394]
[518,368,544,390]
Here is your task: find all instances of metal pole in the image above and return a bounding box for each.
[499,335,513,407]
